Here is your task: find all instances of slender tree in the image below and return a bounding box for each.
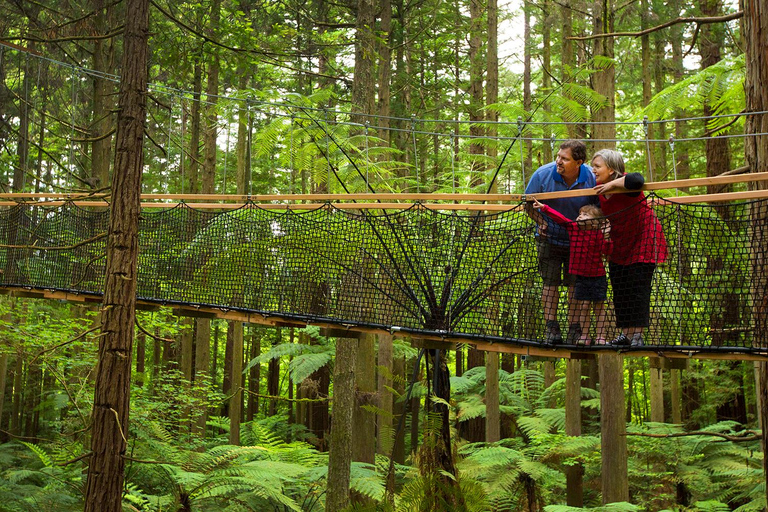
[83,0,149,508]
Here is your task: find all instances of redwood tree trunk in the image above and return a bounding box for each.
[83,0,148,508]
[743,0,768,503]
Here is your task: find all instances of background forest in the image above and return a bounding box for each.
[0,0,764,510]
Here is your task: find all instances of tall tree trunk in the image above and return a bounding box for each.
[591,0,616,147]
[541,0,552,164]
[670,0,690,179]
[523,0,532,171]
[351,0,376,122]
[201,0,221,195]
[326,337,357,511]
[376,0,393,146]
[487,0,499,178]
[186,58,202,194]
[91,0,115,188]
[468,0,485,188]
[744,0,768,504]
[83,0,148,507]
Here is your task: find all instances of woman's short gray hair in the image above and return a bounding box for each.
[592,148,625,180]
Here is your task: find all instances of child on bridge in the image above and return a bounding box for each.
[533,198,612,345]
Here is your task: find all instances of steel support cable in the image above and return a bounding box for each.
[290,109,434,322]
[278,209,426,320]
[290,106,446,323]
[5,41,768,132]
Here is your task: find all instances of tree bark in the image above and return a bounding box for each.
[468,0,485,188]
[91,0,115,188]
[591,0,616,148]
[326,337,357,511]
[599,354,628,503]
[487,0,499,174]
[201,0,221,195]
[186,58,202,194]
[83,0,148,507]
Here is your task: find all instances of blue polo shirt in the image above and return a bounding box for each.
[525,161,597,245]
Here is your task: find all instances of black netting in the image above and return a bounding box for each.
[1,195,766,352]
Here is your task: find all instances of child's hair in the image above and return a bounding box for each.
[579,204,604,219]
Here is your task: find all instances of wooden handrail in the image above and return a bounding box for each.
[1,172,767,208]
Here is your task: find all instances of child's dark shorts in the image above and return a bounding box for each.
[574,275,608,302]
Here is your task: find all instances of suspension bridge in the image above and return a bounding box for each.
[1,42,767,361]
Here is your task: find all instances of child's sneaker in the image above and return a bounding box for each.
[609,333,630,347]
[545,320,562,345]
[630,333,644,347]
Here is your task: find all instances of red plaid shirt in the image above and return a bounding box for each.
[540,205,612,276]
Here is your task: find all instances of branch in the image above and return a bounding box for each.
[30,325,102,365]
[58,451,93,466]
[568,11,743,41]
[0,232,108,251]
[626,430,761,442]
[10,25,125,44]
[135,318,175,343]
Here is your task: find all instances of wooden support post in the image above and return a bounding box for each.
[599,353,628,503]
[565,359,583,506]
[485,352,500,443]
[228,321,243,445]
[650,359,664,422]
[353,332,376,464]
[327,337,357,511]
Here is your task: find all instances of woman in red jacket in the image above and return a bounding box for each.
[592,149,667,347]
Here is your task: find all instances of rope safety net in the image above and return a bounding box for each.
[1,195,766,352]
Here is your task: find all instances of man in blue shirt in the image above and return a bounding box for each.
[525,140,597,344]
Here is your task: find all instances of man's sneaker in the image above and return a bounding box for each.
[630,334,644,347]
[565,323,582,345]
[545,320,562,345]
[609,333,631,347]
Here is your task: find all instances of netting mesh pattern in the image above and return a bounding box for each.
[1,196,766,351]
